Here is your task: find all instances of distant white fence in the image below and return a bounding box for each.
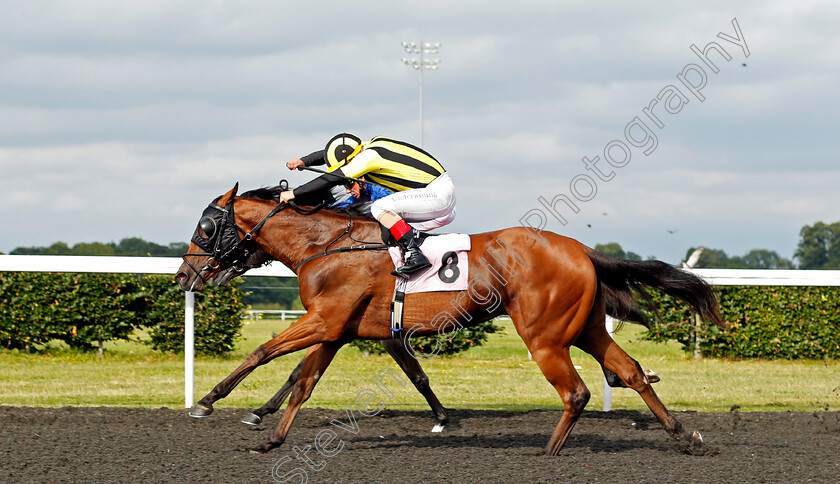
[2,255,840,410]
[246,309,307,320]
[690,268,840,286]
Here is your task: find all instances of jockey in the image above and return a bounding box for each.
[281,133,456,278]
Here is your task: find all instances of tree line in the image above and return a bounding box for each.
[595,220,839,269]
[593,243,795,269]
[8,238,188,257]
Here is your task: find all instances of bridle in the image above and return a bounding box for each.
[181,197,292,291]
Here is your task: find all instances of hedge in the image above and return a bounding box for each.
[143,275,245,355]
[0,272,244,356]
[644,285,840,359]
[349,319,502,357]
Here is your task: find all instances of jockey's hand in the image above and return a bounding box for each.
[279,190,296,203]
[286,159,305,170]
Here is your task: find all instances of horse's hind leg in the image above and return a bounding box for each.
[381,338,449,432]
[530,346,591,455]
[574,296,705,453]
[510,294,594,456]
[241,357,306,426]
[251,341,342,454]
[602,366,660,388]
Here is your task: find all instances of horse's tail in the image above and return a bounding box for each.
[585,248,725,328]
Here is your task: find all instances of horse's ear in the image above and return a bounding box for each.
[218,182,239,207]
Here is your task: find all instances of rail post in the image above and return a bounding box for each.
[184,291,195,408]
[603,315,614,411]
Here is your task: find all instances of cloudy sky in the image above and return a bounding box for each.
[1,1,838,264]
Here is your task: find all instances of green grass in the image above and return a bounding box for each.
[1,319,838,412]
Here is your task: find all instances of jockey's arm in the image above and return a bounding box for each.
[280,170,347,203]
[301,150,326,166]
[286,150,326,170]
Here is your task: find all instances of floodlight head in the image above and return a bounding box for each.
[402,58,420,70]
[402,41,420,54]
[423,42,441,54]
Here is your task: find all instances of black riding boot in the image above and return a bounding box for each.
[391,229,431,278]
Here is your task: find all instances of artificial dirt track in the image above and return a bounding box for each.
[1,407,838,483]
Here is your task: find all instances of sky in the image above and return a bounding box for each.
[1,0,838,264]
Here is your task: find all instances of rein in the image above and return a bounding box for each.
[296,165,377,187]
[294,212,392,273]
[294,243,391,273]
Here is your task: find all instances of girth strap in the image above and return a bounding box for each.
[390,278,407,339]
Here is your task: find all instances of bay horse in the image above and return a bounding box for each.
[176,183,724,455]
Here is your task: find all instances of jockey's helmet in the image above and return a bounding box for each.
[325,133,362,169]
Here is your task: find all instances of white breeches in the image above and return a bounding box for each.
[370,173,456,231]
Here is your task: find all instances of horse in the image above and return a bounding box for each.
[211,245,660,430]
[176,183,724,455]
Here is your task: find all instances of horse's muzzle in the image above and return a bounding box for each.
[175,262,206,292]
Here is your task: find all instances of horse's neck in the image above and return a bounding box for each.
[241,201,380,270]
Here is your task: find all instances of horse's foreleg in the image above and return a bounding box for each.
[508,281,595,456]
[251,341,342,454]
[381,338,449,432]
[190,313,329,417]
[241,357,306,426]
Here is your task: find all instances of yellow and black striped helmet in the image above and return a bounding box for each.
[325,133,362,169]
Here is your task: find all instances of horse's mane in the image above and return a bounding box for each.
[240,186,284,201]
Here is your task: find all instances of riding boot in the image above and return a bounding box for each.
[391,229,431,278]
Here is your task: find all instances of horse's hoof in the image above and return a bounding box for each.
[644,369,661,384]
[250,442,276,454]
[189,404,214,418]
[431,423,446,433]
[241,412,263,426]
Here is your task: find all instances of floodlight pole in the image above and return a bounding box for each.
[401,41,440,147]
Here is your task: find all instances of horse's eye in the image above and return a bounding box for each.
[198,217,217,238]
